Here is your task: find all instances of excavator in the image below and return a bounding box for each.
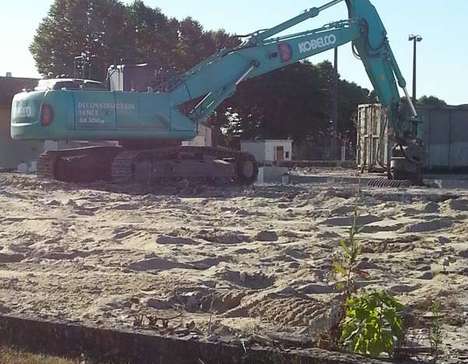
[11,0,424,185]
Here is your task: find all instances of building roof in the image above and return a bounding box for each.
[0,76,38,107]
[241,139,293,144]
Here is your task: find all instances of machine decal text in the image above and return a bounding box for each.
[14,104,33,118]
[77,102,136,124]
[298,34,337,53]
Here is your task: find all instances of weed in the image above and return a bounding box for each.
[326,203,366,348]
[332,205,364,296]
[327,192,406,358]
[340,290,405,358]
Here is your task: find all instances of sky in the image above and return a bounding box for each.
[0,0,467,105]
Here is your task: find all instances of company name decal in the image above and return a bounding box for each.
[77,102,136,124]
[298,34,337,53]
[14,104,33,118]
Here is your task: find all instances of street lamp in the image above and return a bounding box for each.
[408,34,423,102]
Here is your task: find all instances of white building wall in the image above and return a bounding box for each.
[241,139,292,163]
[265,140,292,162]
[284,142,293,160]
[265,142,274,162]
[241,141,266,162]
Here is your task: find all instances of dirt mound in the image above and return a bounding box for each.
[224,293,328,328]
[1,173,467,362]
[127,257,189,272]
[403,218,455,233]
[195,229,251,244]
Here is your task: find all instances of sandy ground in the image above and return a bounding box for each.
[0,173,467,362]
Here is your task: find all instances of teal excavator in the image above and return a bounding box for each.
[11,0,424,185]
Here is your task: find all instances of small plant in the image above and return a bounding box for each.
[332,205,364,296]
[326,204,367,348]
[327,196,406,358]
[429,300,443,363]
[340,290,405,358]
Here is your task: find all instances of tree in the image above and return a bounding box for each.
[31,0,237,80]
[173,18,240,72]
[127,1,178,69]
[30,0,133,80]
[216,61,371,147]
[216,61,329,142]
[418,95,447,107]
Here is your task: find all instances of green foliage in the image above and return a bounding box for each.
[325,203,364,350]
[329,201,406,359]
[219,61,372,146]
[340,291,405,358]
[30,0,237,80]
[418,95,447,108]
[30,0,132,80]
[332,205,364,295]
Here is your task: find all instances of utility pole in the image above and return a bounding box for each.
[409,34,423,102]
[329,47,339,160]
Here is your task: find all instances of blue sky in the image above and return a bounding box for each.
[1,0,466,105]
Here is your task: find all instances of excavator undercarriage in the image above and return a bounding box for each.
[37,145,258,186]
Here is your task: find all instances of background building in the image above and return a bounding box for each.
[241,139,293,164]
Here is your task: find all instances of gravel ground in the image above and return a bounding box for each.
[0,173,466,362]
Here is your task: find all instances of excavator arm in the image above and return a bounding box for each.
[171,19,362,122]
[164,0,423,182]
[345,0,424,181]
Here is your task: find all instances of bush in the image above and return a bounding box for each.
[340,290,405,358]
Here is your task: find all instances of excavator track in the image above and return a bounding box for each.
[37,153,56,180]
[111,146,258,185]
[367,178,412,188]
[37,146,258,186]
[37,146,122,183]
